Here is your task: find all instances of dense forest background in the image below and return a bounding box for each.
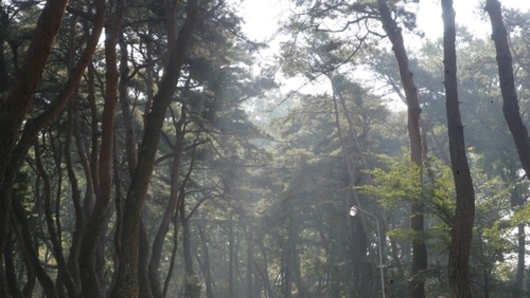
[1,0,530,297]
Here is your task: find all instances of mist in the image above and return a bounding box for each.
[0,0,530,298]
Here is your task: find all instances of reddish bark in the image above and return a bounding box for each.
[110,0,200,296]
[0,0,68,184]
[79,0,126,295]
[0,2,70,293]
[376,0,427,296]
[148,108,186,298]
[0,0,105,295]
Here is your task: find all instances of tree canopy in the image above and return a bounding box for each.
[1,0,530,298]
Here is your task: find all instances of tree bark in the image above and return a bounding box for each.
[108,130,124,296]
[118,34,138,177]
[162,212,180,298]
[0,0,95,292]
[376,1,427,296]
[198,218,214,298]
[11,192,58,298]
[254,239,275,298]
[79,0,126,295]
[485,0,530,181]
[332,75,407,295]
[10,215,35,298]
[34,141,77,297]
[331,91,378,296]
[0,1,105,293]
[139,222,154,298]
[0,0,68,185]
[442,1,476,297]
[4,229,22,298]
[180,203,200,298]
[286,216,312,298]
[66,96,85,295]
[485,2,530,293]
[110,1,199,296]
[148,108,186,298]
[244,226,253,298]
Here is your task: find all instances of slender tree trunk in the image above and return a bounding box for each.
[108,131,124,296]
[331,91,377,296]
[110,1,199,296]
[87,63,99,214]
[0,0,105,294]
[0,0,68,185]
[198,219,214,298]
[332,76,407,296]
[244,226,253,298]
[144,34,155,128]
[286,216,312,298]
[66,98,86,294]
[118,34,138,177]
[11,192,58,298]
[376,1,426,296]
[79,0,126,294]
[281,232,290,298]
[0,10,9,93]
[34,141,77,297]
[229,216,235,298]
[180,204,200,298]
[149,109,187,298]
[442,1,476,297]
[162,213,180,298]
[254,239,275,298]
[0,256,10,297]
[10,215,35,298]
[4,229,22,298]
[483,11,530,296]
[139,221,154,298]
[485,0,530,180]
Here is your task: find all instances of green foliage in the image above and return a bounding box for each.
[5,0,530,296]
[358,152,422,207]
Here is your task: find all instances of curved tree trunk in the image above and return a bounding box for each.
[333,85,376,297]
[148,108,187,298]
[485,2,530,295]
[332,75,407,295]
[34,141,77,297]
[485,0,530,180]
[4,229,22,298]
[197,218,214,298]
[376,1,427,296]
[0,0,68,185]
[286,216,312,298]
[12,192,58,298]
[442,1,476,297]
[11,214,36,298]
[0,1,105,294]
[79,0,126,295]
[110,1,200,296]
[0,0,80,293]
